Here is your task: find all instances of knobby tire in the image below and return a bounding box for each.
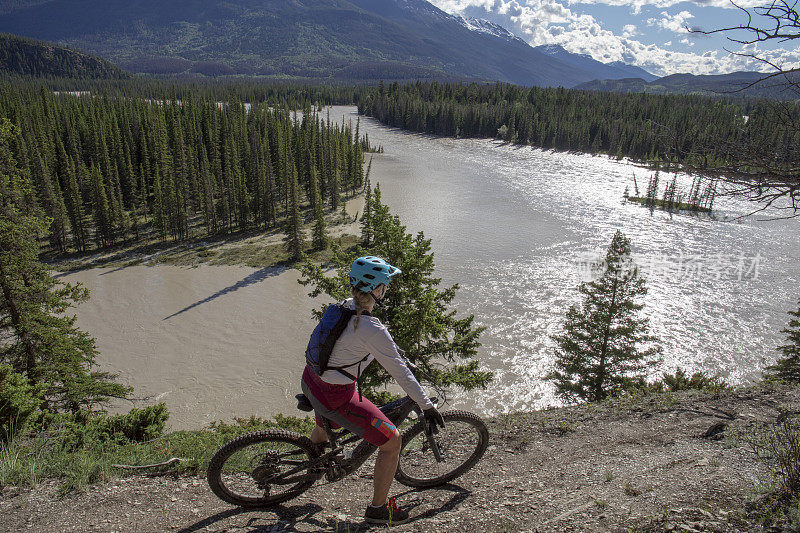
[207,429,320,508]
[395,410,489,488]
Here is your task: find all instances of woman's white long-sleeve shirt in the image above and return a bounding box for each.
[319,298,433,410]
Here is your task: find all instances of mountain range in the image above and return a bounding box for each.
[575,71,799,99]
[0,0,654,87]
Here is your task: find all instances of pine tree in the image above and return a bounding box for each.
[310,166,327,250]
[0,119,130,414]
[299,187,492,399]
[64,166,87,252]
[88,164,112,248]
[766,300,800,382]
[152,161,167,241]
[197,142,216,234]
[284,161,304,260]
[329,134,341,210]
[546,230,661,402]
[31,154,69,252]
[360,178,373,245]
[262,133,277,227]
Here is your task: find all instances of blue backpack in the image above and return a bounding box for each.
[305,303,370,380]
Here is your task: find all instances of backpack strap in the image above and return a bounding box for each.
[325,353,370,381]
[317,304,371,375]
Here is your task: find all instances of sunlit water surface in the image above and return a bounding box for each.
[65,105,800,425]
[325,106,800,414]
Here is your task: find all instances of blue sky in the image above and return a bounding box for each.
[428,0,800,76]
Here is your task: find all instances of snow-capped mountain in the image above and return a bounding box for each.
[456,16,527,44]
[0,0,656,87]
[534,44,657,82]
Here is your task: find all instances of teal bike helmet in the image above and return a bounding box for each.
[349,256,401,292]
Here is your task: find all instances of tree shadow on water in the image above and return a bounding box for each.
[163,266,285,320]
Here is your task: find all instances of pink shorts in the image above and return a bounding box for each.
[301,365,397,447]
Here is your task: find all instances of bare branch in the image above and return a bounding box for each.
[111,457,185,470]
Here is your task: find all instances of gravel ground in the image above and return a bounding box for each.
[3,384,797,532]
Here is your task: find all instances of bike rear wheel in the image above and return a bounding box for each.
[395,410,489,488]
[207,429,320,508]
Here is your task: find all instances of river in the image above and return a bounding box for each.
[62,105,800,428]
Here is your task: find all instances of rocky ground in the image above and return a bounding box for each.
[2,384,798,532]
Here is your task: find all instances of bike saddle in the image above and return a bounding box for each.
[295,393,314,412]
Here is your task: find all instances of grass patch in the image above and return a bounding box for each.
[0,414,315,494]
[625,480,641,496]
[52,233,361,272]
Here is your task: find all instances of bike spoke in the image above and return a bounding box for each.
[215,437,315,503]
[400,418,482,481]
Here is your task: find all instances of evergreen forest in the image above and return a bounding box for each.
[0,79,375,255]
[0,33,127,79]
[358,80,800,168]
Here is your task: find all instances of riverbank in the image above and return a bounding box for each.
[48,195,365,272]
[2,383,797,532]
[53,194,364,430]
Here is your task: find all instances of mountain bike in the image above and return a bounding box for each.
[207,392,489,508]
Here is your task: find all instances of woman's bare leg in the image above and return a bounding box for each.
[371,430,401,507]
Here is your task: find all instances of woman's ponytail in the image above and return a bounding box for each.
[351,287,372,330]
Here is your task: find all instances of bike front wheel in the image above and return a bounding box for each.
[207,429,321,508]
[395,410,489,488]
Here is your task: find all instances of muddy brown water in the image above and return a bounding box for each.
[61,106,800,429]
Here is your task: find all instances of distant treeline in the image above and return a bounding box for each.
[358,81,800,166]
[1,75,374,108]
[0,80,375,253]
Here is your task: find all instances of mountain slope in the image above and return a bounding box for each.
[575,71,798,99]
[534,44,657,82]
[0,0,648,87]
[0,32,126,78]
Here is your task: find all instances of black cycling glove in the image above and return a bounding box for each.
[423,407,445,434]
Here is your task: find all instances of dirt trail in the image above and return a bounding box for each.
[2,385,795,532]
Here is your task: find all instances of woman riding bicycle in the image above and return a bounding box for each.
[301,256,445,525]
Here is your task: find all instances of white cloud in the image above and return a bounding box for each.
[572,0,764,11]
[622,24,638,37]
[647,10,694,34]
[428,0,800,75]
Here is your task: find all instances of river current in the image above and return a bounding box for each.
[63,105,800,426]
[335,106,800,413]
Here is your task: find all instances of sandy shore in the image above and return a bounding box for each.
[56,194,366,430]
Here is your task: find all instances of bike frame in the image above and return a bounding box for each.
[317,395,423,478]
[267,395,437,485]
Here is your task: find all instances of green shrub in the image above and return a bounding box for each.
[1,410,315,492]
[743,411,800,495]
[628,368,730,395]
[209,413,314,437]
[0,364,40,442]
[91,403,169,443]
[27,403,169,450]
[658,368,730,392]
